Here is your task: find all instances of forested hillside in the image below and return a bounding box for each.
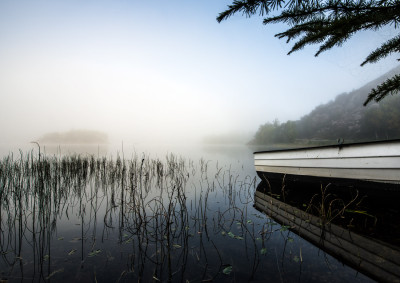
[252,67,400,145]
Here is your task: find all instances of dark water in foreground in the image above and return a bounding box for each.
[0,144,378,282]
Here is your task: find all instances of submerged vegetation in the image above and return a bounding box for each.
[0,149,378,282]
[257,178,400,248]
[0,150,271,282]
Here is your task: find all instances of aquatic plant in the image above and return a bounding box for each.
[0,149,271,282]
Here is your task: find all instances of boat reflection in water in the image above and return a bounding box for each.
[254,180,400,283]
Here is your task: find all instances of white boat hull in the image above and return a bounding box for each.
[254,140,400,185]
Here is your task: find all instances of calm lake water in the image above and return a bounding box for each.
[0,143,376,282]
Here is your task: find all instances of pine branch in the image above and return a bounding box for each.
[314,16,363,55]
[275,19,327,42]
[267,3,400,56]
[218,0,400,104]
[217,0,321,23]
[286,29,328,54]
[361,35,400,65]
[364,74,400,105]
[263,0,386,25]
[217,0,275,23]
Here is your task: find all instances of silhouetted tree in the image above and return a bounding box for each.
[217,0,400,105]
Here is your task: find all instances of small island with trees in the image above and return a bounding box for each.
[37,130,108,145]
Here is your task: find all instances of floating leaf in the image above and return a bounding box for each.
[287,237,294,243]
[57,237,64,241]
[260,248,267,255]
[247,220,252,224]
[88,249,101,257]
[69,237,81,243]
[46,268,64,279]
[221,231,226,236]
[345,209,375,218]
[222,265,232,275]
[68,249,76,256]
[44,254,49,261]
[234,236,244,240]
[293,256,300,263]
[227,232,235,238]
[173,244,181,249]
[252,214,263,219]
[280,225,289,231]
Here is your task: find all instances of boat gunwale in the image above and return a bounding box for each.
[253,139,400,155]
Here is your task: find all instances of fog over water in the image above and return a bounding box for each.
[1,0,398,146]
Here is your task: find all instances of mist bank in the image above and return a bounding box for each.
[37,130,108,144]
[202,132,253,145]
[251,66,400,146]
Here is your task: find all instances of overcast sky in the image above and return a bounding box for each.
[1,0,398,144]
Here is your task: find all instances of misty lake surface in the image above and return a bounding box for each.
[0,143,375,282]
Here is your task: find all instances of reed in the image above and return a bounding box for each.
[304,184,359,226]
[0,149,302,282]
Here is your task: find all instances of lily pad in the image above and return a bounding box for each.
[88,249,102,257]
[280,225,290,231]
[222,265,233,275]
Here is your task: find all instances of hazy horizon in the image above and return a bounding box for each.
[1,0,398,146]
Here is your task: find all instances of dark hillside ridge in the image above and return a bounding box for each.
[252,66,400,145]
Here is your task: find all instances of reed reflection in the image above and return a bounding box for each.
[254,180,400,283]
[0,149,268,282]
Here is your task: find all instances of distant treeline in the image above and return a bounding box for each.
[202,133,252,145]
[251,67,400,145]
[38,130,108,144]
